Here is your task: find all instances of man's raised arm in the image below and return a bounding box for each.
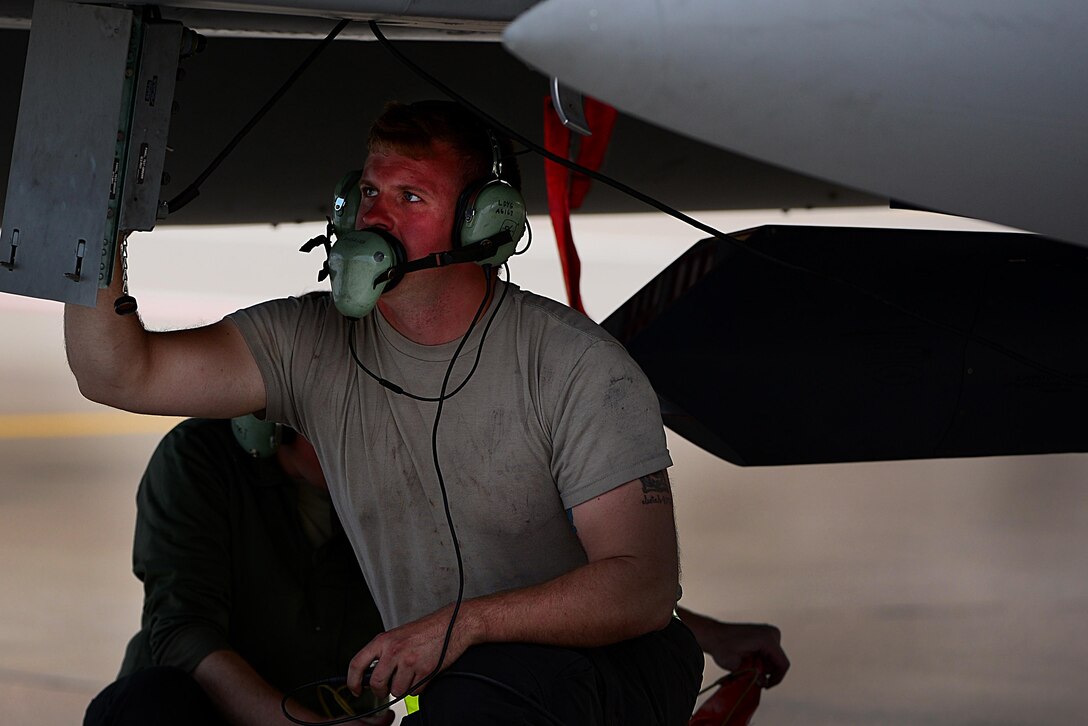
[63,254,265,417]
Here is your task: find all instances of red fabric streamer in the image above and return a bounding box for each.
[689,659,764,726]
[542,96,618,314]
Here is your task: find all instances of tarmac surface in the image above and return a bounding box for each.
[2,209,1087,724]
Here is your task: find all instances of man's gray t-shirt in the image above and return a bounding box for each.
[229,283,671,628]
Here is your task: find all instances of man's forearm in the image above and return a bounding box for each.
[675,606,718,648]
[460,553,676,650]
[674,606,791,686]
[351,553,676,698]
[63,259,153,409]
[192,649,322,726]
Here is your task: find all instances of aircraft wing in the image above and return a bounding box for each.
[0,0,876,229]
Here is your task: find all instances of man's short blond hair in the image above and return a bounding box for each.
[368,100,522,191]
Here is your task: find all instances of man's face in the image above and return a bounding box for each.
[355,142,467,262]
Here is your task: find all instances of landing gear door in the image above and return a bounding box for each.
[1,0,184,307]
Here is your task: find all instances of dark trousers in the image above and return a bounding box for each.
[84,666,228,726]
[405,617,703,726]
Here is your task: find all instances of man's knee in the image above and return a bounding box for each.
[407,643,602,726]
[84,667,224,726]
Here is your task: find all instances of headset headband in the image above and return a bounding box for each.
[488,129,503,179]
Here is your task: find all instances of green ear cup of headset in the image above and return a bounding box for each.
[459,180,526,267]
[332,169,362,239]
[231,414,280,458]
[327,229,401,319]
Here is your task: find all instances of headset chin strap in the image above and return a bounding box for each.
[374,231,512,286]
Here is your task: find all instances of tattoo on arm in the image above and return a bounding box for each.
[639,470,673,505]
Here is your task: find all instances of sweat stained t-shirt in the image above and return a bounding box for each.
[228,283,671,628]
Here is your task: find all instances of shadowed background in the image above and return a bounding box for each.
[2,206,1087,724]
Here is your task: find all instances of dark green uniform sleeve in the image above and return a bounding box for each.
[119,417,384,694]
[131,419,237,673]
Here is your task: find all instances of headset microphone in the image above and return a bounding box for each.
[301,170,406,319]
[325,227,405,319]
[320,226,515,320]
[376,230,514,281]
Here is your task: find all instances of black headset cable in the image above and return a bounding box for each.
[167,18,351,215]
[347,269,510,402]
[283,267,555,725]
